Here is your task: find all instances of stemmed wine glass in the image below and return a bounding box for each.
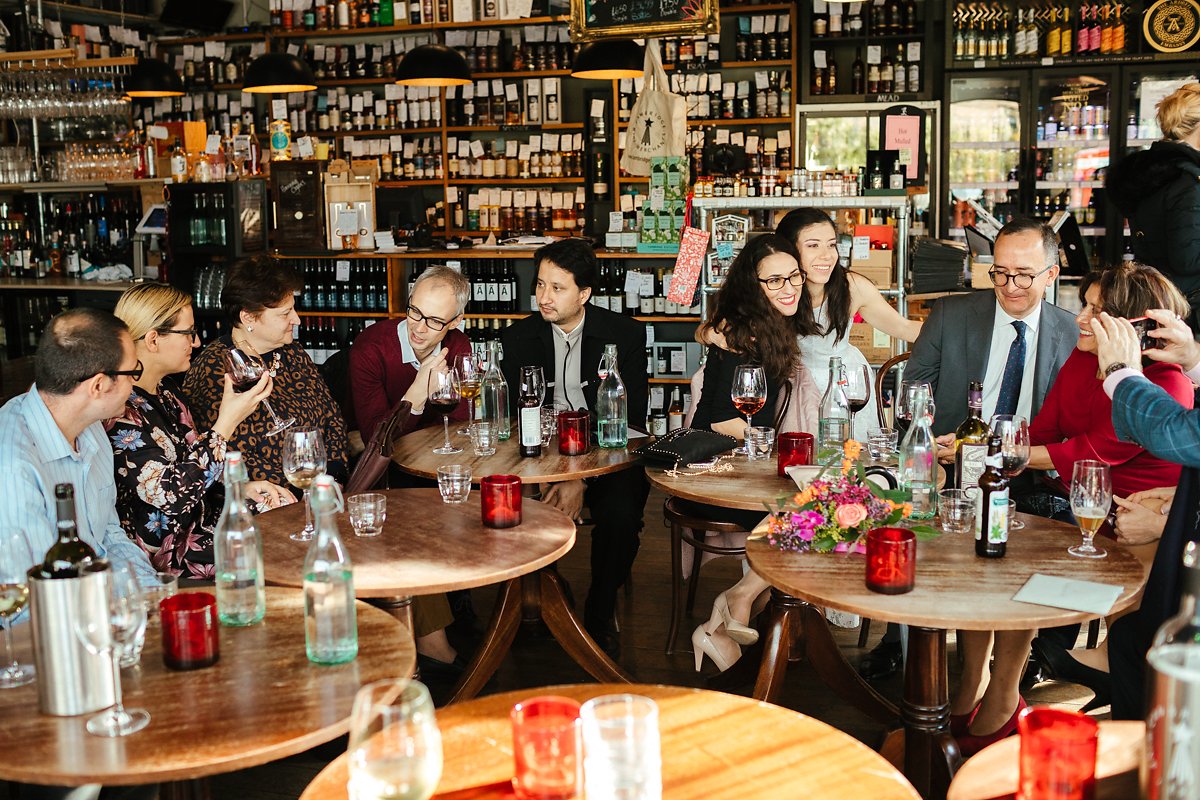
[74,563,151,737]
[283,427,327,542]
[730,365,767,457]
[0,530,34,688]
[895,380,934,429]
[1069,460,1111,559]
[989,414,1031,530]
[453,353,484,436]
[428,370,463,455]
[224,347,295,436]
[348,679,443,800]
[844,364,872,435]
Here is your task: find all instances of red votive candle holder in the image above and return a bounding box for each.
[557,410,589,456]
[511,695,582,799]
[161,592,219,670]
[1017,707,1098,800]
[777,432,815,477]
[865,527,916,594]
[482,474,523,528]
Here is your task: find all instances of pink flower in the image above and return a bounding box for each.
[835,503,868,529]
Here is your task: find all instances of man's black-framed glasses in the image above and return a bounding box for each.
[80,360,143,383]
[988,265,1053,289]
[407,305,450,331]
[757,270,806,291]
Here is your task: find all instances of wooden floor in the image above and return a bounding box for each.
[209,486,1103,799]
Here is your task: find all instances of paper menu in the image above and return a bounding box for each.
[1012,574,1124,616]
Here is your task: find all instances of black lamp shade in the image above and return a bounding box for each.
[394,44,471,87]
[126,58,185,98]
[243,52,318,94]
[571,39,644,80]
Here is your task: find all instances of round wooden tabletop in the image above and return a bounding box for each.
[947,720,1143,800]
[647,456,797,512]
[0,587,414,787]
[299,683,921,800]
[259,488,576,597]
[746,518,1150,630]
[391,424,640,484]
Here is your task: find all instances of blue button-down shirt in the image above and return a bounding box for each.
[0,386,154,583]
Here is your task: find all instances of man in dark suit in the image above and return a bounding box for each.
[500,239,650,654]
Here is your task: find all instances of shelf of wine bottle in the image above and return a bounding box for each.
[296,259,392,314]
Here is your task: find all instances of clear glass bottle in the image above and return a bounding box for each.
[817,356,850,463]
[898,384,937,519]
[303,475,358,665]
[214,451,266,626]
[480,339,510,441]
[596,343,628,448]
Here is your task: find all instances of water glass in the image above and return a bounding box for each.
[437,465,473,505]
[349,493,387,537]
[868,427,899,459]
[511,696,582,800]
[540,403,567,447]
[938,489,974,535]
[143,572,179,618]
[482,474,523,529]
[1009,499,1026,531]
[1017,707,1098,800]
[161,592,219,671]
[777,432,814,477]
[746,426,775,460]
[471,421,497,456]
[580,694,662,800]
[865,527,916,595]
[348,679,442,800]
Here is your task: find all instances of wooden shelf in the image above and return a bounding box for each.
[270,15,568,38]
[377,180,445,187]
[314,77,393,86]
[157,32,269,45]
[0,276,135,292]
[635,316,701,322]
[314,126,443,137]
[719,59,793,69]
[465,313,524,319]
[719,1,795,13]
[810,32,923,45]
[297,311,388,318]
[649,377,691,384]
[40,1,155,25]
[445,123,584,133]
[453,177,583,185]
[473,69,572,79]
[619,117,791,130]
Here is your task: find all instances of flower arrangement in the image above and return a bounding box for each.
[764,440,935,554]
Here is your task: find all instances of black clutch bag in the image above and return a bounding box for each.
[635,427,739,468]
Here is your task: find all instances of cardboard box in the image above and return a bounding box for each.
[970,256,994,289]
[849,322,895,365]
[324,160,379,250]
[853,223,895,250]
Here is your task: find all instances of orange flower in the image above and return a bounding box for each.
[901,503,914,517]
[844,439,862,461]
[840,458,853,475]
[794,488,815,506]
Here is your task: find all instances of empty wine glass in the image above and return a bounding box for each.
[75,563,151,737]
[453,353,484,436]
[0,530,34,688]
[224,347,295,436]
[1069,460,1111,559]
[730,365,767,457]
[989,414,1031,530]
[283,427,327,542]
[428,370,463,455]
[844,364,872,433]
[896,380,934,426]
[348,679,442,800]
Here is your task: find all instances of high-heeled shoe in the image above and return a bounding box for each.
[949,702,980,738]
[956,697,1027,758]
[1031,637,1112,712]
[692,625,741,672]
[709,591,759,646]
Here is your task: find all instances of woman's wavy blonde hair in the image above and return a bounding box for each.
[114,282,193,342]
[1157,82,1200,142]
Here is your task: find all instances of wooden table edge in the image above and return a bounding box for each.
[392,459,638,484]
[646,469,786,513]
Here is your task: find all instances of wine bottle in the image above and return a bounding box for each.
[214,451,266,627]
[41,484,98,579]
[954,380,990,492]
[974,434,1010,559]
[667,387,685,431]
[304,474,358,665]
[518,365,543,457]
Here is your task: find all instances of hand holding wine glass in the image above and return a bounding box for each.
[0,530,34,688]
[731,365,767,457]
[1069,459,1111,559]
[453,353,484,436]
[283,427,327,542]
[989,414,1031,530]
[224,346,295,436]
[428,369,463,456]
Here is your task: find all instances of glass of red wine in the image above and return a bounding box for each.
[428,369,463,455]
[730,364,767,457]
[844,364,872,434]
[224,347,295,436]
[989,413,1031,530]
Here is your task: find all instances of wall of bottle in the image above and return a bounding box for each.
[0,193,140,279]
[300,316,387,365]
[619,69,792,124]
[951,0,1135,63]
[3,295,67,358]
[445,26,574,73]
[451,189,586,233]
[446,134,584,179]
[445,77,564,127]
[299,259,391,312]
[811,43,923,97]
[265,0,565,31]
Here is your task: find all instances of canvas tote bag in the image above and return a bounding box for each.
[619,40,687,177]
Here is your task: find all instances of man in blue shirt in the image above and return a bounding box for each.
[0,308,154,581]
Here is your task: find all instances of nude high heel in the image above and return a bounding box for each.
[692,625,741,672]
[709,591,759,646]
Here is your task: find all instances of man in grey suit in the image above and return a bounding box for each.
[858,217,1079,685]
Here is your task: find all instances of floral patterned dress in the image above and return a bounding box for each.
[106,384,227,579]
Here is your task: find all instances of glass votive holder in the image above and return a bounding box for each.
[471,421,497,457]
[938,489,974,535]
[511,695,582,800]
[437,465,473,505]
[865,527,917,595]
[349,492,387,536]
[747,426,775,460]
[580,694,661,800]
[777,432,815,477]
[1017,707,1098,800]
[868,427,900,459]
[540,404,566,447]
[161,592,219,670]
[482,474,522,528]
[557,410,589,456]
[144,571,179,618]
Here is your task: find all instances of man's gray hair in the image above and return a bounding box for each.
[413,264,471,316]
[996,217,1059,268]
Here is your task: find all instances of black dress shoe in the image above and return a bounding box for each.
[416,653,467,680]
[1030,638,1112,711]
[1020,655,1049,692]
[857,639,902,681]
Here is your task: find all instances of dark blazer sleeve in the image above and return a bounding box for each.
[904,296,945,391]
[1112,374,1200,468]
[349,325,391,443]
[500,319,531,416]
[1165,168,1200,280]
[617,320,649,432]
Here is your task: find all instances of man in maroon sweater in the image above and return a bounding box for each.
[350,264,473,442]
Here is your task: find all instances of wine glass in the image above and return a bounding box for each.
[0,530,35,688]
[896,380,934,426]
[453,352,484,436]
[224,347,295,436]
[283,427,327,542]
[428,369,463,455]
[348,679,442,800]
[844,364,872,434]
[1069,460,1111,559]
[989,414,1031,530]
[75,563,151,737]
[730,365,767,457]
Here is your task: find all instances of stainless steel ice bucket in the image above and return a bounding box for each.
[1142,643,1200,800]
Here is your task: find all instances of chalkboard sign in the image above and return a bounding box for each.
[569,0,719,42]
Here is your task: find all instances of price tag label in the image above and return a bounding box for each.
[649,186,666,210]
[518,144,531,160]
[638,272,655,297]
[147,125,168,140]
[715,128,730,144]
[470,139,485,158]
[867,45,882,64]
[390,134,404,150]
[590,98,605,117]
[297,136,314,158]
[544,133,560,151]
[352,96,364,112]
[813,50,827,69]
[505,83,519,102]
[609,211,625,233]
[530,134,542,151]
[716,241,735,259]
[505,139,518,157]
[907,42,921,61]
[271,99,287,120]
[459,140,470,158]
[447,186,459,203]
[205,134,221,154]
[852,236,871,261]
[746,135,759,154]
[336,261,351,281]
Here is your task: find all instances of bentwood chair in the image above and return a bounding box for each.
[874,351,910,429]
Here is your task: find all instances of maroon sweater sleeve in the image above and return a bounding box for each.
[349,321,396,443]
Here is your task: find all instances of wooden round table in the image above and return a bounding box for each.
[0,587,413,792]
[299,684,922,800]
[747,520,1150,799]
[947,720,1143,800]
[391,424,639,484]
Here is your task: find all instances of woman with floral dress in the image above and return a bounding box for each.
[107,283,293,578]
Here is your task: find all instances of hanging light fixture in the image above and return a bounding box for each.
[125,58,185,98]
[243,52,318,94]
[394,43,471,88]
[570,39,643,80]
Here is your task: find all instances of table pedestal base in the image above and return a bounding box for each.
[449,569,633,703]
[899,626,959,800]
[161,778,210,800]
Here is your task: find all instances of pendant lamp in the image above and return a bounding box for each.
[570,39,643,80]
[243,52,318,94]
[394,43,471,88]
[126,58,185,98]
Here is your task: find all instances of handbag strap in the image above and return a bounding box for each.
[643,39,669,90]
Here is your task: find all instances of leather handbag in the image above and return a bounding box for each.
[635,426,738,468]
